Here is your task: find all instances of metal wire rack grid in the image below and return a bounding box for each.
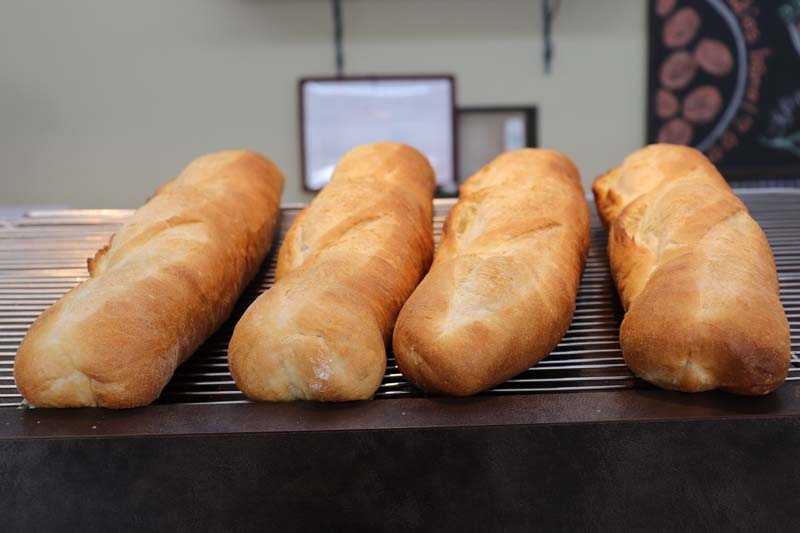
[0,190,797,405]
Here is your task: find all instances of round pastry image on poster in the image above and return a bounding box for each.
[647,0,800,177]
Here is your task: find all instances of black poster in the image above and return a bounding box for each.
[647,0,800,178]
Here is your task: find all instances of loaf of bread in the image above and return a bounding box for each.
[393,149,591,396]
[228,142,435,401]
[593,144,790,395]
[14,151,284,408]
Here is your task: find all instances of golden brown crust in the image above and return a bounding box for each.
[228,142,435,401]
[86,243,110,276]
[593,143,790,395]
[393,149,591,396]
[14,151,284,408]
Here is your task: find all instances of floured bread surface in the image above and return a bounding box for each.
[228,142,435,401]
[393,149,591,396]
[14,151,285,408]
[593,144,790,395]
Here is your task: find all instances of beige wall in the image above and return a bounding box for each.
[0,0,646,208]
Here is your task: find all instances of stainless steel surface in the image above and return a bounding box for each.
[0,190,798,405]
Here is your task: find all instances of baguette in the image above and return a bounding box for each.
[593,144,790,395]
[393,149,590,396]
[14,150,284,408]
[228,142,435,401]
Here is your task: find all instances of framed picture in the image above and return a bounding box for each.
[456,106,538,183]
[647,0,800,178]
[299,75,457,193]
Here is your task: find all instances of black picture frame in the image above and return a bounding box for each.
[298,75,458,193]
[456,105,538,184]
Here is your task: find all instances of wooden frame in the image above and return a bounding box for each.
[457,105,538,149]
[456,105,538,184]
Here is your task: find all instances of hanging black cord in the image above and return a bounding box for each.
[332,0,344,77]
[543,0,561,74]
